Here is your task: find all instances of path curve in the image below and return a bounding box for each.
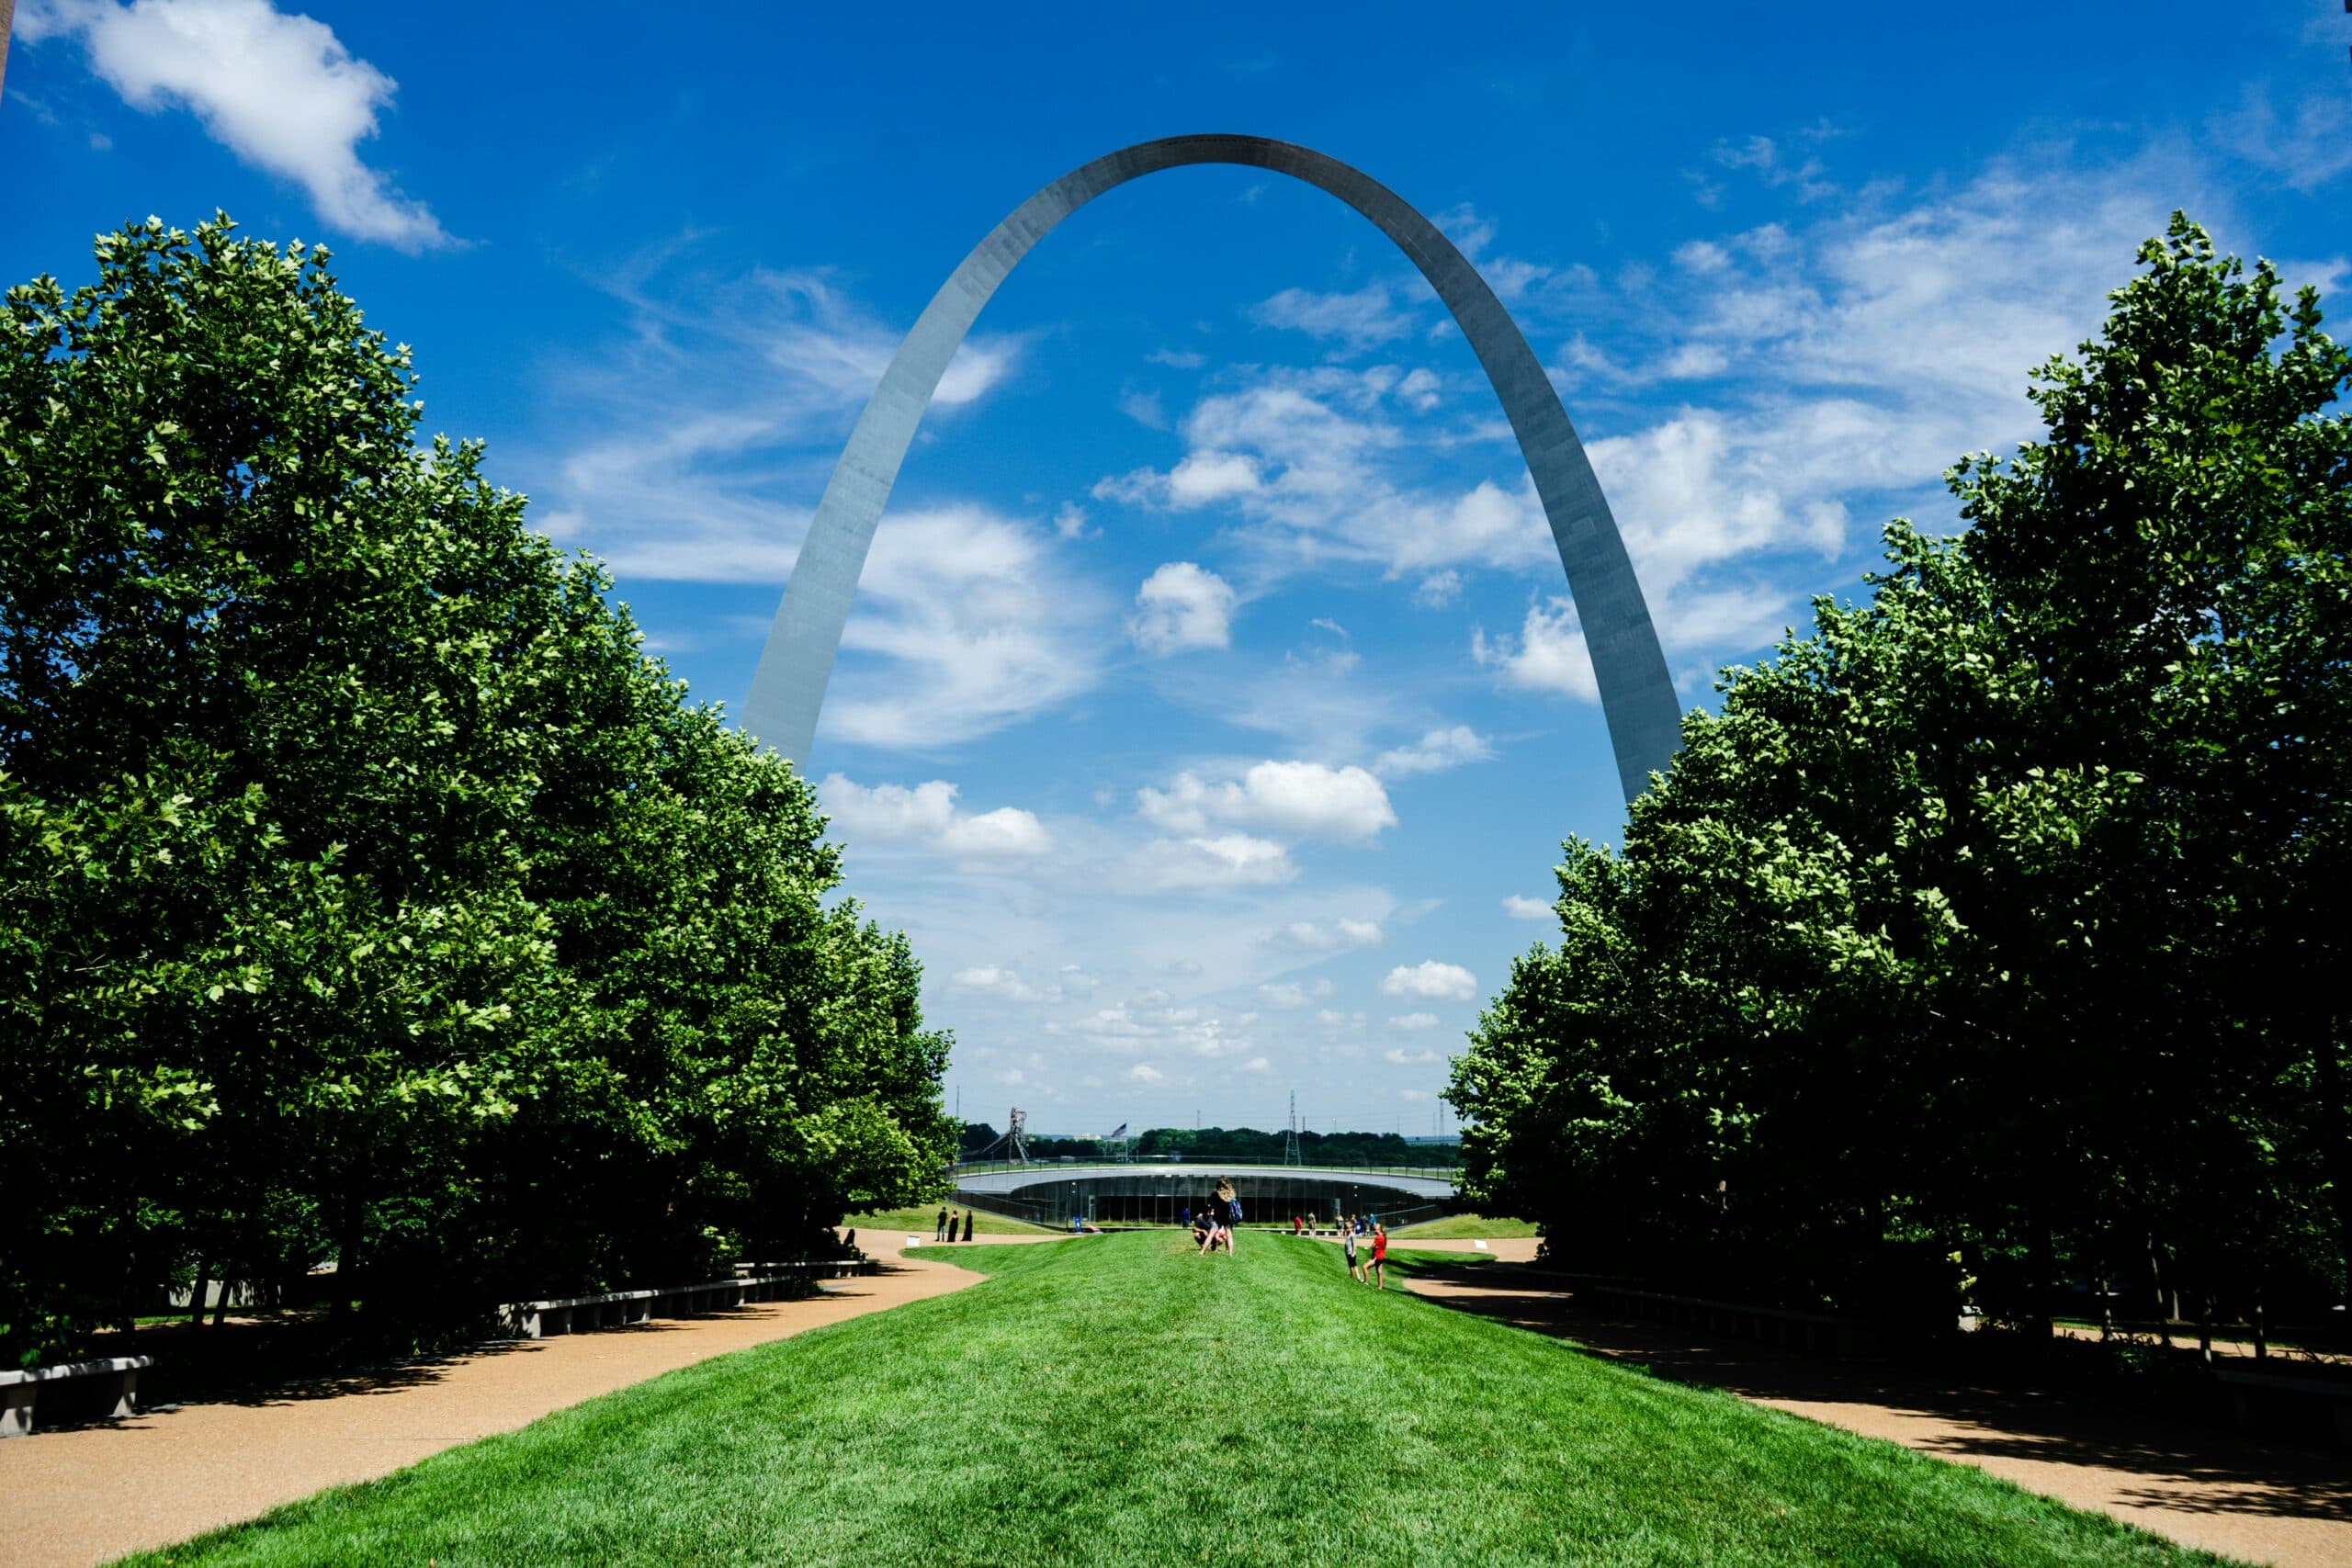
[0,1233,1062,1568]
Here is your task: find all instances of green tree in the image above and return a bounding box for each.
[1,216,952,1363]
[1452,217,2350,1333]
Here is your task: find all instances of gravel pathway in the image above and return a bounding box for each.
[0,1233,1060,1568]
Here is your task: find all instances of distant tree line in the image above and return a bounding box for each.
[958,1122,1457,1168]
[0,219,956,1366]
[1449,220,2350,1341]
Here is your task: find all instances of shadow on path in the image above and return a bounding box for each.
[1415,1269,2352,1533]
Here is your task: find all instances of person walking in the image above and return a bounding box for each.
[935,1206,949,1242]
[1371,1222,1388,1291]
[961,1209,975,1243]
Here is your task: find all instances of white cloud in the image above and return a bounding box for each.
[1502,894,1554,920]
[1128,1063,1167,1086]
[1097,451,1264,511]
[954,965,1038,1002]
[1090,369,1556,586]
[1712,128,1840,202]
[1374,725,1495,778]
[1550,153,2213,681]
[820,774,1053,860]
[1056,1001,1261,1063]
[1283,918,1384,952]
[1137,761,1396,843]
[1119,387,1169,429]
[1259,978,1335,1010]
[825,507,1106,748]
[1128,561,1238,655]
[22,0,448,249]
[1382,961,1478,1002]
[1387,1013,1441,1031]
[1238,1055,1275,1075]
[1251,280,1417,348]
[1473,597,1597,702]
[1130,833,1297,892]
[940,808,1056,859]
[1385,1047,1443,1066]
[1412,570,1463,608]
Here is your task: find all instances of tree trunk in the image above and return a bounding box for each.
[187,1258,209,1331]
[2025,1200,2056,1344]
[2198,1287,2213,1365]
[2148,1237,2172,1348]
[331,1185,366,1324]
[2253,1279,2267,1361]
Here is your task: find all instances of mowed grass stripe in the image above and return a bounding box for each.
[121,1233,2237,1567]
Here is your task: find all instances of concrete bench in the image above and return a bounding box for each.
[2216,1366,2352,1447]
[500,1266,862,1340]
[0,1357,153,1438]
[1585,1283,1881,1357]
[734,1258,872,1280]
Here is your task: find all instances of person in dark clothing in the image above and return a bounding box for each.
[935,1207,950,1241]
[961,1210,974,1243]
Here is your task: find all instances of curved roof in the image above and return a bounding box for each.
[952,1163,1456,1201]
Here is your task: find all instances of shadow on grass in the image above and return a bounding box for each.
[1409,1263,2352,1527]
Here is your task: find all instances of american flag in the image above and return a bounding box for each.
[1105,1122,1128,1139]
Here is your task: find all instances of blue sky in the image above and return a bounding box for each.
[7,2,2348,1136]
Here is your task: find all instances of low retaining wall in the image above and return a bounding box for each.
[0,1357,153,1438]
[2217,1366,2352,1448]
[497,1258,871,1340]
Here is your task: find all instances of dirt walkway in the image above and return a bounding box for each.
[0,1233,1060,1568]
[1408,1265,2352,1568]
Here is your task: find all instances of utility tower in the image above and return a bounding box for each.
[1283,1092,1302,1166]
[968,1107,1032,1165]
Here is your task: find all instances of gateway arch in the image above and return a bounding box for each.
[743,134,1681,802]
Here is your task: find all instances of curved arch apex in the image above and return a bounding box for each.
[742,134,1680,804]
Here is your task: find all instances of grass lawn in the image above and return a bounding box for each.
[842,1204,1059,1236]
[1388,1212,1544,1239]
[124,1232,2236,1567]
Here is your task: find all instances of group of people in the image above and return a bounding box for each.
[1339,1214,1388,1289]
[933,1207,975,1242]
[1186,1179,1246,1255]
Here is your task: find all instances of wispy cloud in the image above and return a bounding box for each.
[535,259,1019,585]
[2211,85,2352,192]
